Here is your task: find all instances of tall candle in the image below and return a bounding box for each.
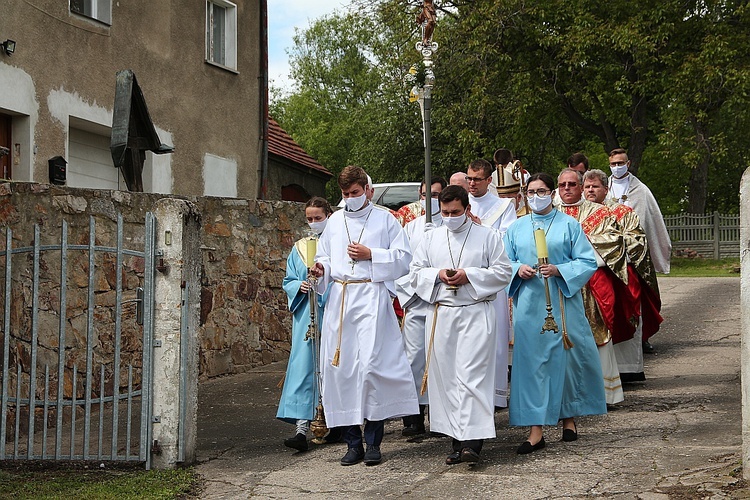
[305,238,317,268]
[534,228,549,259]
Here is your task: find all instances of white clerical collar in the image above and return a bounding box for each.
[611,173,631,184]
[469,191,490,202]
[344,201,373,219]
[560,197,585,207]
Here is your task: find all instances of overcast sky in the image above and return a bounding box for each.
[267,1,347,92]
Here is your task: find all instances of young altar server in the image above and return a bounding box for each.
[395,176,446,436]
[409,185,513,465]
[311,166,418,466]
[277,197,341,452]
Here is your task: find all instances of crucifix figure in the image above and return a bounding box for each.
[416,0,437,46]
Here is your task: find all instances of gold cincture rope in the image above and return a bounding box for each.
[332,279,372,366]
[420,303,441,395]
[558,289,574,349]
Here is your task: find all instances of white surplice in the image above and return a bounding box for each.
[469,191,517,406]
[410,219,512,441]
[609,173,670,377]
[395,213,443,405]
[315,202,419,427]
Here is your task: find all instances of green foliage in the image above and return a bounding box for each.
[272,0,750,213]
[0,466,197,499]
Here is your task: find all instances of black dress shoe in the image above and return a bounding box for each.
[283,433,309,452]
[402,423,426,437]
[460,447,480,463]
[364,445,382,465]
[516,437,546,455]
[562,428,578,442]
[642,340,655,354]
[445,451,462,465]
[340,446,365,466]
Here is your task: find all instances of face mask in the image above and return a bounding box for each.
[308,219,327,235]
[443,214,468,232]
[344,192,367,211]
[420,198,440,215]
[610,164,629,179]
[528,194,553,213]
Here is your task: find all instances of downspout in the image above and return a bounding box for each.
[258,0,269,199]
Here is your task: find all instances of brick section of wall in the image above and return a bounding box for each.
[0,183,306,384]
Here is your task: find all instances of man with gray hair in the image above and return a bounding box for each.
[584,168,664,383]
[555,167,630,404]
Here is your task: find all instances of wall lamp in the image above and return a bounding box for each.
[2,40,16,56]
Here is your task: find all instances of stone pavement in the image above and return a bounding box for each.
[191,277,747,499]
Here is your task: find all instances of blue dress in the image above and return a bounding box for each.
[276,238,329,424]
[504,209,606,426]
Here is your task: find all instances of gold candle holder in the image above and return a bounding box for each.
[534,229,558,334]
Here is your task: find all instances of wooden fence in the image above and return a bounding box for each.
[664,212,740,259]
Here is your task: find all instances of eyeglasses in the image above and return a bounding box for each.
[558,182,579,189]
[526,188,551,196]
[609,161,628,167]
[465,176,490,183]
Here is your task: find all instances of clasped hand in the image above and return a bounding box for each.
[310,262,325,278]
[439,268,469,286]
[347,243,371,261]
[518,263,559,280]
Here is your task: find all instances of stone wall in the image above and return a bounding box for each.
[0,182,306,386]
[198,197,303,378]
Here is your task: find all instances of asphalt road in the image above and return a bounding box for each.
[192,277,745,499]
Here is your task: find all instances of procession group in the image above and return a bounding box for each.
[276,148,672,467]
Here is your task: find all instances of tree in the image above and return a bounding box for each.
[271,8,426,201]
[274,0,750,213]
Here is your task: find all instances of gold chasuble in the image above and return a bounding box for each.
[559,200,632,345]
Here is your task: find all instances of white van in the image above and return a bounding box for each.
[338,182,420,211]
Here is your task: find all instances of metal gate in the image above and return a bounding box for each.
[0,213,156,467]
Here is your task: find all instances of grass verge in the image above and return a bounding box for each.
[659,257,741,278]
[0,462,200,500]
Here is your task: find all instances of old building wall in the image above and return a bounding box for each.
[0,182,306,387]
[0,0,261,198]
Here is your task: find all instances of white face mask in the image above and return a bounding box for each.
[443,213,468,232]
[610,164,629,179]
[308,219,327,235]
[344,192,367,211]
[420,198,440,215]
[528,194,553,213]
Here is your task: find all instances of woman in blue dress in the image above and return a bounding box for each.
[277,196,339,451]
[504,173,606,454]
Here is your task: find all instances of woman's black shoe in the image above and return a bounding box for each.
[562,428,578,442]
[516,437,545,455]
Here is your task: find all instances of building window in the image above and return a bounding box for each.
[206,0,237,71]
[70,0,112,25]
